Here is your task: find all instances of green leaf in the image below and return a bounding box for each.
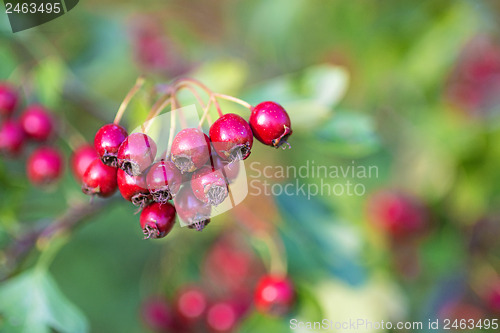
[315,111,381,157]
[33,58,67,108]
[0,270,89,333]
[245,64,349,129]
[238,312,291,333]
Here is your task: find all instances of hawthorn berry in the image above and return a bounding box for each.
[366,189,428,238]
[70,144,98,183]
[146,160,182,203]
[206,301,238,332]
[254,275,295,316]
[26,146,64,186]
[210,113,253,161]
[175,287,208,322]
[249,101,292,148]
[141,296,175,332]
[171,128,211,173]
[82,158,118,198]
[140,202,176,239]
[94,123,128,167]
[0,119,25,155]
[0,83,18,117]
[191,166,228,206]
[173,185,211,231]
[117,168,152,207]
[210,153,240,183]
[20,105,54,141]
[117,132,157,176]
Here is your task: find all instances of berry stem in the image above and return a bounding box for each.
[143,97,172,133]
[213,93,253,110]
[198,96,214,128]
[165,95,177,158]
[113,76,146,125]
[173,77,223,117]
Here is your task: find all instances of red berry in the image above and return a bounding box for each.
[254,275,295,316]
[140,202,176,239]
[141,296,174,332]
[210,153,240,183]
[146,160,182,203]
[175,287,208,322]
[26,146,64,186]
[173,185,211,231]
[20,105,54,142]
[94,123,128,167]
[191,166,228,206]
[249,101,292,148]
[209,113,253,161]
[171,128,211,173]
[206,301,238,332]
[0,119,25,155]
[70,144,98,183]
[117,168,152,207]
[0,83,18,117]
[366,189,428,238]
[117,132,157,176]
[486,283,500,313]
[81,158,118,198]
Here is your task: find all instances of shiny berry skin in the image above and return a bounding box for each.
[191,166,228,206]
[94,123,128,167]
[174,185,211,231]
[117,168,152,207]
[249,101,292,148]
[117,132,157,176]
[26,147,64,186]
[211,153,240,183]
[20,105,54,142]
[210,113,253,161]
[0,83,18,117]
[175,287,208,322]
[81,158,118,198]
[254,275,295,316]
[206,301,238,332]
[0,119,25,155]
[140,202,176,239]
[147,160,182,203]
[141,296,174,332]
[171,128,211,173]
[366,189,428,238]
[70,144,98,183]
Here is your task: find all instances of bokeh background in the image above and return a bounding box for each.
[1,0,500,332]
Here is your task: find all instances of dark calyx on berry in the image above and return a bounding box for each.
[249,101,292,149]
[117,132,157,176]
[140,202,176,239]
[209,113,253,161]
[191,166,228,206]
[94,123,128,167]
[174,185,212,231]
[117,168,152,208]
[171,128,211,173]
[147,160,182,203]
[82,158,118,198]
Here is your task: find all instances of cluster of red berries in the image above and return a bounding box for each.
[0,82,64,186]
[78,84,292,239]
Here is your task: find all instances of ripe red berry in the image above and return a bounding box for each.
[486,283,500,313]
[0,83,18,117]
[26,146,64,186]
[0,119,25,155]
[70,144,98,183]
[146,160,182,203]
[191,166,228,206]
[210,153,240,183]
[117,132,157,176]
[206,301,238,332]
[171,128,211,173]
[249,101,292,148]
[209,113,253,161]
[366,189,428,238]
[117,168,152,207]
[94,123,128,167]
[20,105,54,142]
[254,275,295,316]
[141,296,174,332]
[175,287,207,322]
[81,158,118,198]
[173,185,211,231]
[140,202,176,239]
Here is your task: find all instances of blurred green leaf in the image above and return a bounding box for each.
[315,111,381,157]
[0,269,89,333]
[33,57,67,108]
[0,43,17,79]
[192,58,249,95]
[239,312,290,333]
